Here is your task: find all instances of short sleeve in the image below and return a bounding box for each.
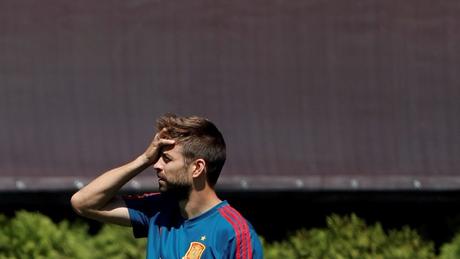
[123,192,162,238]
[223,225,264,259]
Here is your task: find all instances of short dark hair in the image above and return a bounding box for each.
[156,114,226,186]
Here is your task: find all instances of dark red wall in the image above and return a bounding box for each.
[1,0,459,191]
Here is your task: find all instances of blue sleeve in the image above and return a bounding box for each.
[224,227,264,259]
[250,234,264,259]
[123,192,162,238]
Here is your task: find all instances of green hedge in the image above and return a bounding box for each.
[1,211,459,259]
[263,214,436,259]
[440,232,460,259]
[0,211,145,259]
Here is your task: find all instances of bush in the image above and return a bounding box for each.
[264,214,436,259]
[0,211,92,259]
[91,224,146,259]
[0,210,145,259]
[0,211,440,259]
[439,232,460,259]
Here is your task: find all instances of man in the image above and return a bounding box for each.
[71,114,263,259]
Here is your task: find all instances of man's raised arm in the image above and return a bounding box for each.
[70,129,174,226]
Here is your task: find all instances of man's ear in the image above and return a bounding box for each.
[191,159,206,178]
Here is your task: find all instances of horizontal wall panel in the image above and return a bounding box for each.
[1,0,459,190]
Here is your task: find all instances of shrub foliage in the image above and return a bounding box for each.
[2,211,460,259]
[263,214,436,259]
[440,232,460,259]
[0,211,145,259]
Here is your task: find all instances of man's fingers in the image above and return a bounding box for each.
[155,127,170,139]
[159,127,169,135]
[159,138,175,146]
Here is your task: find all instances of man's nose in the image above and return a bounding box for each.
[153,159,162,170]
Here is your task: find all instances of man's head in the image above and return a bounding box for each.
[155,114,226,188]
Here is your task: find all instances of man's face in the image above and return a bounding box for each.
[153,144,192,195]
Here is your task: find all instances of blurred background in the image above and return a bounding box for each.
[1,0,460,256]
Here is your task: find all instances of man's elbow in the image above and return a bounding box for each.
[70,192,89,216]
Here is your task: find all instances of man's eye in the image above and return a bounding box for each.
[163,155,171,162]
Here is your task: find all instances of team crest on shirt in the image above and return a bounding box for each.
[182,241,206,259]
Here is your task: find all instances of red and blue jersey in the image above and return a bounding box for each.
[124,193,263,259]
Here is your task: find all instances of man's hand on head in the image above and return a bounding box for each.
[142,128,175,165]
